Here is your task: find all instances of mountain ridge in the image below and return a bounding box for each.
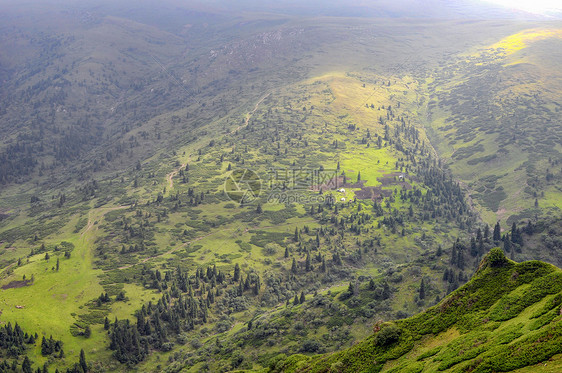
[273,248,562,372]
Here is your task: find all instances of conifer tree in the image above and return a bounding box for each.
[493,222,501,241]
[419,278,426,300]
[79,348,88,372]
[22,356,32,373]
[233,263,240,282]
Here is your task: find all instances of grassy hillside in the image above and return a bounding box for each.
[0,2,561,372]
[276,248,562,372]
[423,27,562,225]
[0,69,479,372]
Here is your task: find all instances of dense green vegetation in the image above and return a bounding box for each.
[424,29,562,223]
[0,1,561,372]
[275,250,562,372]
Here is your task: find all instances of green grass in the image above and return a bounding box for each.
[274,251,562,372]
[0,206,149,370]
[422,28,562,226]
[0,13,560,372]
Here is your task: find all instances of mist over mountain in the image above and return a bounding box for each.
[0,1,561,372]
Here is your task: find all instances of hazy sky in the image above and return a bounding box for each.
[485,0,562,14]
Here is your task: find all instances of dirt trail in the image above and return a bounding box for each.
[166,162,188,191]
[164,92,269,192]
[80,206,130,243]
[81,205,130,238]
[79,205,130,260]
[233,92,270,133]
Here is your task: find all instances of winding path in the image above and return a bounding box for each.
[166,162,188,192]
[81,205,130,239]
[234,92,271,133]
[164,92,270,192]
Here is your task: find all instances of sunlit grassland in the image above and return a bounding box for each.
[0,67,473,371]
[421,29,562,226]
[0,209,110,368]
[489,28,562,56]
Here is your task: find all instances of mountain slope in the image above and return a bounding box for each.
[0,2,561,372]
[423,28,562,224]
[276,249,562,372]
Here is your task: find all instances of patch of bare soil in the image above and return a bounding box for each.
[377,172,412,189]
[355,186,392,200]
[312,172,412,201]
[1,280,30,290]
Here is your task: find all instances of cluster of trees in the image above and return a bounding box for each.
[0,322,32,358]
[95,78,487,369]
[440,219,539,294]
[40,335,63,357]
[109,264,259,364]
[0,321,81,373]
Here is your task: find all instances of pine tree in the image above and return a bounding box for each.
[79,348,88,372]
[233,263,240,282]
[511,222,522,245]
[300,292,306,304]
[450,243,457,265]
[382,281,391,299]
[503,234,512,253]
[419,278,426,300]
[56,258,59,271]
[253,275,260,296]
[22,356,32,373]
[470,237,477,257]
[348,281,355,295]
[291,258,297,274]
[493,222,501,241]
[293,294,299,305]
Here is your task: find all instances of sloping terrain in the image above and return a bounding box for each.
[277,249,562,372]
[423,28,562,224]
[0,1,561,372]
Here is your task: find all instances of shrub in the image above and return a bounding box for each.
[488,248,508,267]
[190,338,202,349]
[300,339,323,353]
[374,325,401,346]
